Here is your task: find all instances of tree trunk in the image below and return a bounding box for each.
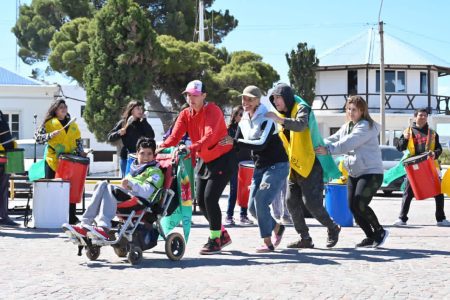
[145,89,174,133]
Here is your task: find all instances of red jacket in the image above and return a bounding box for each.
[161,103,232,163]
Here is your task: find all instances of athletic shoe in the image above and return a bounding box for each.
[373,229,389,248]
[239,215,254,225]
[0,217,20,227]
[326,225,341,248]
[272,224,285,247]
[199,238,221,255]
[85,225,111,240]
[62,223,88,237]
[437,219,450,227]
[287,238,314,249]
[355,238,375,248]
[224,216,235,226]
[220,230,232,249]
[393,219,407,226]
[256,244,275,253]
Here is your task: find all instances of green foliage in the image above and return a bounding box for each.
[286,42,319,105]
[83,0,162,142]
[440,149,450,165]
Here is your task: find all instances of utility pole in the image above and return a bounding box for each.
[198,0,205,42]
[378,0,385,145]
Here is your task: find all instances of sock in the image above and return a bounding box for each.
[210,230,221,239]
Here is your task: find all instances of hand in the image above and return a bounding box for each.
[49,130,61,139]
[155,145,165,154]
[403,128,410,139]
[265,112,283,124]
[119,128,126,136]
[80,151,88,157]
[315,146,328,155]
[219,135,233,146]
[428,151,436,159]
[121,179,130,190]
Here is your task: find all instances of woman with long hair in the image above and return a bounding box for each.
[108,100,155,177]
[316,95,388,248]
[224,105,253,226]
[35,98,87,224]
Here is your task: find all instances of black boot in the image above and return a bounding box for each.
[69,203,79,224]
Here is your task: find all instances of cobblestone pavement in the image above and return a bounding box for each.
[1,192,450,299]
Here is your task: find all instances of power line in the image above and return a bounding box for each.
[388,24,450,45]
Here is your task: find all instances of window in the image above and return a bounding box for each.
[2,113,20,139]
[420,72,428,94]
[81,105,85,117]
[329,127,340,136]
[347,70,358,95]
[81,138,90,148]
[376,70,406,93]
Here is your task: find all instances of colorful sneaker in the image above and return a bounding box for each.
[62,223,88,237]
[393,219,407,226]
[199,238,222,255]
[287,238,314,249]
[373,229,389,248]
[326,225,341,248]
[224,216,235,226]
[85,225,111,241]
[239,215,254,225]
[355,238,375,248]
[436,219,450,227]
[256,244,275,253]
[272,224,285,247]
[220,230,232,249]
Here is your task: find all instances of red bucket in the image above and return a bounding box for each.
[55,154,90,204]
[237,160,254,208]
[403,153,441,200]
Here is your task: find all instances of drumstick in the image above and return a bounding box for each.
[58,117,77,132]
[0,130,10,136]
[0,137,16,145]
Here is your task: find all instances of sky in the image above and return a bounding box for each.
[1,0,450,95]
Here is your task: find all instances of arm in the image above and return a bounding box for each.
[283,105,310,132]
[128,169,164,199]
[237,121,276,152]
[327,122,374,155]
[75,139,84,155]
[160,111,188,148]
[107,120,124,143]
[34,125,50,145]
[434,132,443,159]
[325,126,345,144]
[188,106,225,153]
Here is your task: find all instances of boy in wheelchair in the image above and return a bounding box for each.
[63,137,164,241]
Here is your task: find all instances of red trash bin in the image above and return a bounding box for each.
[55,154,90,204]
[237,161,254,208]
[403,153,441,200]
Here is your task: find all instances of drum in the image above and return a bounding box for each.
[237,160,254,208]
[125,153,137,176]
[403,153,441,200]
[55,154,90,204]
[32,179,70,228]
[0,149,25,174]
[325,184,353,227]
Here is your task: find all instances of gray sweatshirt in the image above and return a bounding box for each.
[325,120,383,178]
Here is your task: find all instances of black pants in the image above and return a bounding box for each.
[195,150,236,231]
[348,174,383,239]
[0,165,10,219]
[399,178,446,222]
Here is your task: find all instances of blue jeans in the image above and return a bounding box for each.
[120,158,127,178]
[226,169,248,218]
[248,162,290,238]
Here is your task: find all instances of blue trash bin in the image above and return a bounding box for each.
[125,153,136,176]
[325,184,353,227]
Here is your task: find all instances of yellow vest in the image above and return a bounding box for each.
[406,126,439,167]
[278,103,315,178]
[45,117,81,171]
[0,141,17,152]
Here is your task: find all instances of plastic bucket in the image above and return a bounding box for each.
[32,179,70,228]
[237,160,254,208]
[403,153,441,200]
[55,154,90,204]
[125,153,136,176]
[2,149,25,174]
[325,184,353,227]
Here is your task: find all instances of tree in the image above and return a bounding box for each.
[285,42,319,105]
[83,0,162,142]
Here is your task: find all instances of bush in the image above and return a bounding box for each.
[440,149,450,165]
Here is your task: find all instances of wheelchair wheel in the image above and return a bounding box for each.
[85,246,101,261]
[165,232,185,261]
[127,246,143,265]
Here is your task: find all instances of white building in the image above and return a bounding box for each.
[312,29,450,145]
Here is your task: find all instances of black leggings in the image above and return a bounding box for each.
[348,174,384,239]
[196,174,231,231]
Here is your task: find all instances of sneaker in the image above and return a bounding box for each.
[224,216,235,226]
[85,225,111,240]
[373,229,389,248]
[272,224,285,247]
[239,215,254,225]
[199,238,222,255]
[281,216,293,225]
[287,238,314,249]
[437,219,450,227]
[256,244,275,253]
[0,217,20,227]
[355,237,375,248]
[393,219,407,226]
[326,225,341,248]
[220,230,232,249]
[62,223,88,237]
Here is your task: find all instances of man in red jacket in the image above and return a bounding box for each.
[159,80,237,254]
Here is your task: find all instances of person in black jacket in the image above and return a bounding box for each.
[108,101,155,177]
[0,110,19,226]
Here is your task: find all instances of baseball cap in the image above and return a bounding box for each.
[239,85,262,98]
[182,80,206,96]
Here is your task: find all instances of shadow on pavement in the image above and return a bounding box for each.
[0,227,62,239]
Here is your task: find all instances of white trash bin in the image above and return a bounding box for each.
[32,179,70,228]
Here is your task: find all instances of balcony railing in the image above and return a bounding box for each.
[313,93,450,114]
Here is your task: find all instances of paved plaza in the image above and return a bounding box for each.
[1,192,450,299]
